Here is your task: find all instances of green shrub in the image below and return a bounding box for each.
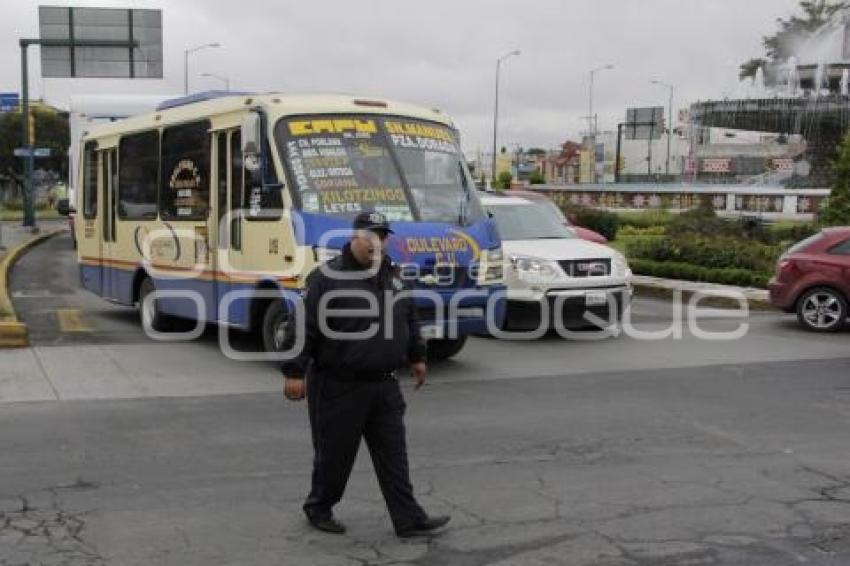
[629,258,771,288]
[528,170,545,185]
[767,221,818,245]
[493,171,513,190]
[617,209,674,229]
[822,130,850,226]
[1,199,51,212]
[625,236,782,272]
[567,206,620,240]
[618,225,667,237]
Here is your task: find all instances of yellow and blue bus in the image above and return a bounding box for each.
[70,92,505,360]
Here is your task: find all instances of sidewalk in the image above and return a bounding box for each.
[0,220,66,346]
[631,274,773,310]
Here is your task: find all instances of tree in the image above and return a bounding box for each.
[0,107,69,193]
[529,170,545,184]
[526,147,547,157]
[821,131,850,225]
[494,171,513,190]
[739,0,849,81]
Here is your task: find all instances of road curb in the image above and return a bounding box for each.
[632,280,776,311]
[0,230,62,348]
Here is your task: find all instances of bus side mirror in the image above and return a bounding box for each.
[57,198,75,216]
[241,111,262,174]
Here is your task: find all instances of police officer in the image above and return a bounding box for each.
[282,211,450,538]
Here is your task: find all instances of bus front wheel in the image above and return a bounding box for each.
[426,336,467,361]
[262,300,291,353]
[138,277,172,332]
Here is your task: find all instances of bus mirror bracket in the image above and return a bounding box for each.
[241,111,263,174]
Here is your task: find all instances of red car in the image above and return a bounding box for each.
[506,190,608,244]
[768,227,850,332]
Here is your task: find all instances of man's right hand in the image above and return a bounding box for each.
[283,377,306,401]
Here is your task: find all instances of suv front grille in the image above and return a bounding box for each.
[558,258,611,277]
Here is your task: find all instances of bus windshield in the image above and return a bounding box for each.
[276,115,483,224]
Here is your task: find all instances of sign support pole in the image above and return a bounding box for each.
[20,40,34,229]
[16,37,139,230]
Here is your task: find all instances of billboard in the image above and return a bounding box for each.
[38,6,163,78]
[625,107,664,140]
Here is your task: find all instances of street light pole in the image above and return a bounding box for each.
[492,49,520,185]
[184,43,221,95]
[651,80,674,176]
[587,64,613,183]
[201,72,230,91]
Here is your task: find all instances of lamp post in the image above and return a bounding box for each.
[184,42,221,95]
[588,64,613,183]
[201,72,230,91]
[651,79,674,176]
[491,49,521,185]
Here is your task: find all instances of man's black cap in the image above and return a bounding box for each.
[352,211,394,234]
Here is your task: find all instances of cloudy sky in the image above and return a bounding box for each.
[1,0,801,153]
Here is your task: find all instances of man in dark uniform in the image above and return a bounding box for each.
[281,211,450,538]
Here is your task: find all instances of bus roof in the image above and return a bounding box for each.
[82,92,455,141]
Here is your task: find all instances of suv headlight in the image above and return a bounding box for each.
[313,247,341,263]
[612,252,632,278]
[509,254,560,281]
[479,247,504,284]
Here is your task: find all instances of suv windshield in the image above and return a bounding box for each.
[275,115,483,223]
[487,202,575,240]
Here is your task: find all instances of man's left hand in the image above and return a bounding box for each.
[410,361,427,390]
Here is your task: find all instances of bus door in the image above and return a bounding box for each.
[213,129,245,324]
[78,141,103,295]
[100,148,119,299]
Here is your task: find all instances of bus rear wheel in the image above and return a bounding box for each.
[138,277,173,332]
[262,300,291,353]
[427,336,467,361]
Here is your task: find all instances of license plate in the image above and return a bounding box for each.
[585,292,608,306]
[420,325,444,340]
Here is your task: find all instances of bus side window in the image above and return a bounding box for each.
[118,131,159,220]
[160,120,211,220]
[230,130,242,251]
[82,141,97,219]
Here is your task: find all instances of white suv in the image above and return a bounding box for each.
[482,195,632,331]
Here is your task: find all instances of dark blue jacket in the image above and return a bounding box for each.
[281,243,426,380]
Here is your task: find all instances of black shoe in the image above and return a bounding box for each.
[396,515,451,538]
[305,510,346,534]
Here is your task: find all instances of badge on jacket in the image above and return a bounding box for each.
[392,277,404,291]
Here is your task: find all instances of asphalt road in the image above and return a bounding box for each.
[3,232,850,565]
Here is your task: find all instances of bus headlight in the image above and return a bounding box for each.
[479,247,504,284]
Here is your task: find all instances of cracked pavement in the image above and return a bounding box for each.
[3,356,850,565]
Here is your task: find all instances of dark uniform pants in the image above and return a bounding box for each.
[304,368,427,531]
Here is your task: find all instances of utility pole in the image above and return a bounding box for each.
[184,43,221,95]
[587,64,614,183]
[492,49,520,185]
